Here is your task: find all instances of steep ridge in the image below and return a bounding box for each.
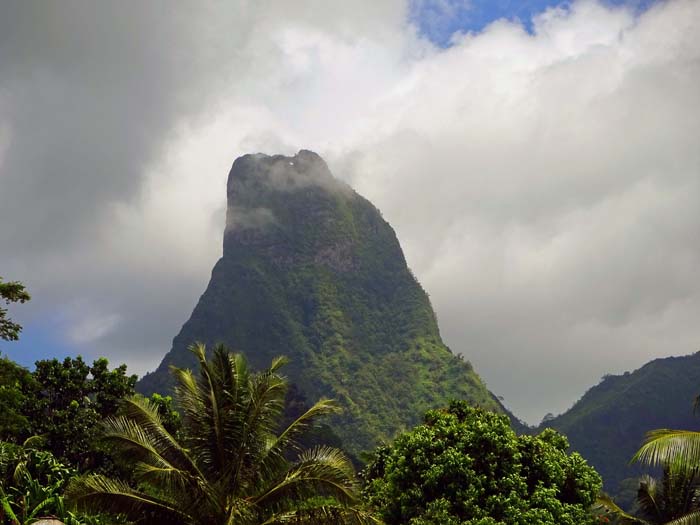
[138,150,512,454]
[540,351,700,492]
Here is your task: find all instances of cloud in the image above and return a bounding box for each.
[0,0,698,423]
[65,310,121,346]
[339,0,700,422]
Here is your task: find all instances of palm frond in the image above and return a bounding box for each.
[259,398,342,480]
[0,441,20,468]
[592,492,649,524]
[103,417,213,508]
[636,474,662,522]
[275,398,341,451]
[633,430,700,470]
[132,462,195,496]
[120,395,205,477]
[66,474,190,523]
[667,510,700,525]
[174,343,247,480]
[172,364,210,450]
[0,493,19,525]
[26,494,61,519]
[258,504,381,525]
[245,363,288,438]
[21,436,46,450]
[12,458,29,486]
[253,446,358,508]
[102,416,174,468]
[267,355,289,375]
[226,354,289,491]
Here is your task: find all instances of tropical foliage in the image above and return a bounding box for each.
[0,439,97,525]
[631,429,700,525]
[67,343,376,525]
[0,356,34,442]
[0,356,137,473]
[362,400,601,525]
[636,469,700,524]
[594,424,700,524]
[0,278,30,342]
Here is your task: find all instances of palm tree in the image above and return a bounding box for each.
[595,468,700,525]
[635,469,700,524]
[66,343,376,525]
[630,430,700,525]
[595,427,700,525]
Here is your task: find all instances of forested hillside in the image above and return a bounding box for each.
[541,352,700,492]
[138,150,515,454]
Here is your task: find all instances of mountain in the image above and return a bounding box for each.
[539,352,700,493]
[138,150,514,454]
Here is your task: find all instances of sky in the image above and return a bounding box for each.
[0,0,698,424]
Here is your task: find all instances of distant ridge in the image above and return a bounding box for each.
[540,351,700,492]
[138,150,517,454]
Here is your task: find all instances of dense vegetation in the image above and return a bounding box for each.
[138,151,518,455]
[363,401,601,525]
[3,342,610,525]
[3,273,698,524]
[0,354,137,472]
[68,343,374,525]
[0,440,97,525]
[0,351,140,524]
[1,344,369,524]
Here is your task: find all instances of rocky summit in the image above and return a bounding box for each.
[138,150,511,454]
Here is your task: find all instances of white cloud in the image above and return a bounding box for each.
[0,0,698,423]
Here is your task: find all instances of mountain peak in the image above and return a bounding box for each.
[224,150,353,258]
[227,149,346,197]
[139,150,510,454]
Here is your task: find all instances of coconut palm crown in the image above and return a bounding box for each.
[594,427,700,525]
[66,343,375,525]
[631,430,700,525]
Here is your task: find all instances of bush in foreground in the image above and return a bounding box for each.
[362,401,601,525]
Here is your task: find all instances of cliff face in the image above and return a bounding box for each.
[138,150,506,453]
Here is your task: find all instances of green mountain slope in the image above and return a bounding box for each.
[540,352,700,492]
[138,150,512,454]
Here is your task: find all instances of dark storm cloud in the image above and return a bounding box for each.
[0,1,258,372]
[0,2,220,253]
[0,0,410,370]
